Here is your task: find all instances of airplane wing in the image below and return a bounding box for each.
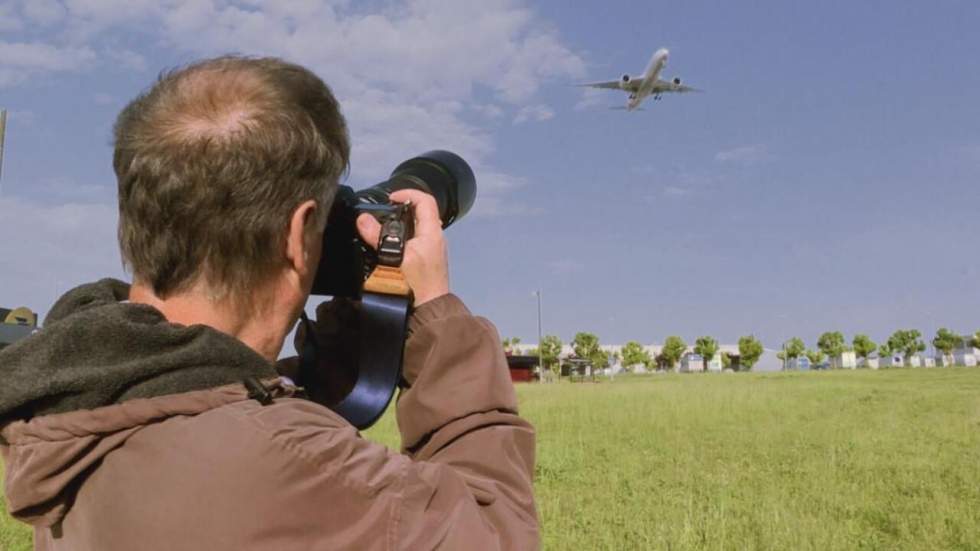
[672,84,702,93]
[578,80,624,90]
[652,79,702,93]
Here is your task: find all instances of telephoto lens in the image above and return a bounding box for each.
[353,150,476,228]
[311,150,476,297]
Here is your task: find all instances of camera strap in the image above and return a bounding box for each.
[299,209,413,430]
[331,267,410,429]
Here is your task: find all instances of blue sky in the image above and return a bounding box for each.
[1,0,978,352]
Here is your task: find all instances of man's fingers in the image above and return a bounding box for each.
[356,213,382,250]
[389,190,441,237]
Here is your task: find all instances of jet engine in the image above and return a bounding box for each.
[672,77,682,86]
[621,74,631,83]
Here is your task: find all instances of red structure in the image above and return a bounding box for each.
[505,355,539,383]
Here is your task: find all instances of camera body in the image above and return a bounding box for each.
[311,150,475,297]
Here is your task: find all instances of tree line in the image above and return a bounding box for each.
[777,329,980,367]
[502,329,980,376]
[503,333,764,375]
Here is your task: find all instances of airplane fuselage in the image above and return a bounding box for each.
[579,46,697,111]
[626,48,669,111]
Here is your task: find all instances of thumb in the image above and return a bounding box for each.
[356,213,382,250]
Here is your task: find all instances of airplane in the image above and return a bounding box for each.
[579,48,700,111]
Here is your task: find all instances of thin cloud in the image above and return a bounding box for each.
[0,196,123,319]
[0,0,584,215]
[714,144,771,166]
[0,41,96,87]
[513,104,555,125]
[574,88,605,111]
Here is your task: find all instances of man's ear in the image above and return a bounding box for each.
[285,199,320,277]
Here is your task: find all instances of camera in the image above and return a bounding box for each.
[299,151,475,428]
[310,150,476,297]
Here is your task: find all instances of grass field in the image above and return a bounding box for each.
[4,368,980,550]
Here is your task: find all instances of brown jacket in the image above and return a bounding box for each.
[0,282,537,550]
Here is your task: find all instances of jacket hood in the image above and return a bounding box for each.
[0,278,282,526]
[0,278,277,421]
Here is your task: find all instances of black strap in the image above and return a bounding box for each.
[299,293,409,430]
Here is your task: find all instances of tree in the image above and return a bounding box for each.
[660,336,687,371]
[817,331,847,367]
[572,332,600,360]
[805,348,825,367]
[887,329,926,362]
[592,349,611,372]
[852,334,877,363]
[501,337,521,355]
[693,336,719,371]
[785,337,805,359]
[539,335,563,377]
[572,332,606,376]
[738,335,764,371]
[971,331,980,350]
[878,343,892,359]
[721,352,731,369]
[779,337,805,369]
[932,328,961,365]
[620,341,651,373]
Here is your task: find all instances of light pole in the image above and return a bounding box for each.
[535,290,543,381]
[0,109,7,185]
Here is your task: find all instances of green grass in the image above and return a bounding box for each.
[4,368,980,550]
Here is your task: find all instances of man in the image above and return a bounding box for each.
[0,56,538,550]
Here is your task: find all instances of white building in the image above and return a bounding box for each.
[921,356,936,368]
[936,354,956,367]
[907,355,922,368]
[680,353,704,373]
[786,356,811,370]
[830,351,857,369]
[858,357,879,369]
[705,352,723,372]
[954,345,978,367]
[880,354,904,368]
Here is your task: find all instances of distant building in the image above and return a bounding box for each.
[786,357,811,371]
[906,355,922,368]
[512,341,783,373]
[705,352,723,372]
[880,354,904,368]
[829,351,857,369]
[680,353,704,373]
[859,357,879,369]
[505,355,538,383]
[921,356,936,368]
[561,358,594,381]
[953,344,978,367]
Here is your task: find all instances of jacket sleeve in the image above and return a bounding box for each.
[392,294,538,550]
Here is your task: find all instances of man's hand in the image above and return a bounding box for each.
[356,189,450,306]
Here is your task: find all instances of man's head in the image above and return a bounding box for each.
[114,56,349,305]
